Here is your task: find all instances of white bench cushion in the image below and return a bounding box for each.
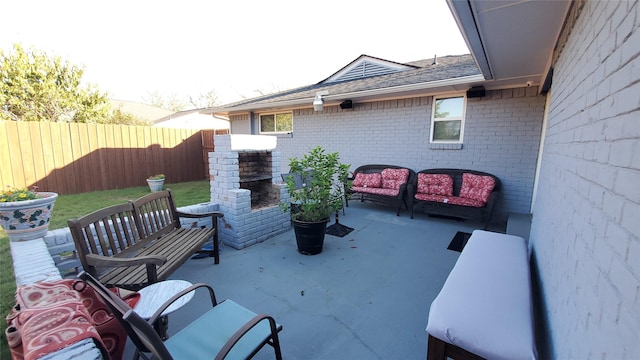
[426,230,537,360]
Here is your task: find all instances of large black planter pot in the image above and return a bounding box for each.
[292,218,329,255]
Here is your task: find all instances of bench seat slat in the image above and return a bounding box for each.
[100,228,214,289]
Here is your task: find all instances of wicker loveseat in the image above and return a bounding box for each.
[346,164,416,216]
[408,169,500,229]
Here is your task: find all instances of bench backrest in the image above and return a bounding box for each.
[131,190,181,240]
[68,202,143,276]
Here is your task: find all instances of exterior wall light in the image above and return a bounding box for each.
[313,90,329,112]
[313,94,324,111]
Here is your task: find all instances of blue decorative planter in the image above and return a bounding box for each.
[0,192,58,241]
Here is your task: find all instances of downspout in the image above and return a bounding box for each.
[531,90,550,213]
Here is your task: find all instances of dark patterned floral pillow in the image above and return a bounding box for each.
[381,168,410,190]
[459,173,496,204]
[352,172,382,188]
[417,173,454,196]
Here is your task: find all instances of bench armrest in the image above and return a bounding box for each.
[175,210,224,219]
[86,253,167,284]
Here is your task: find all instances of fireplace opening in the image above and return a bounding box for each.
[238,151,279,209]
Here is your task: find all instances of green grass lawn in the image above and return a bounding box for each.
[0,180,210,358]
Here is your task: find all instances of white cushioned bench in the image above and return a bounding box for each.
[426,230,537,360]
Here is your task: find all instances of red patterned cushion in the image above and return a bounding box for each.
[414,194,449,202]
[459,173,496,204]
[446,196,485,207]
[417,174,453,196]
[381,168,409,190]
[6,280,139,360]
[352,186,400,197]
[352,172,382,188]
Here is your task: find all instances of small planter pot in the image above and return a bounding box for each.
[147,179,165,192]
[292,218,329,255]
[0,192,58,241]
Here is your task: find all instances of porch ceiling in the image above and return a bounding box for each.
[447,0,572,90]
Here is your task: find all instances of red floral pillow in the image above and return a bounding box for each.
[459,173,496,204]
[352,172,382,188]
[381,168,409,190]
[417,173,453,196]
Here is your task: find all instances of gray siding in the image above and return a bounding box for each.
[233,89,545,223]
[531,0,640,359]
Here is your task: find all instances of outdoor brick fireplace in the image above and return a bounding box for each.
[209,134,290,249]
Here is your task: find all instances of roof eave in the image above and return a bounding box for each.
[208,74,485,115]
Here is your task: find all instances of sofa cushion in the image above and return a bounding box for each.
[352,186,400,197]
[446,196,485,208]
[414,194,449,202]
[459,173,496,204]
[414,194,485,207]
[381,168,410,190]
[417,173,454,196]
[352,172,382,188]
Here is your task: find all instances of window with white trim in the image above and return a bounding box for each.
[430,95,466,143]
[259,112,292,134]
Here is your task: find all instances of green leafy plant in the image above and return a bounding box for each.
[282,146,350,222]
[147,174,165,180]
[0,186,40,202]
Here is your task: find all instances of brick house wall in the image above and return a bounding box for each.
[230,88,545,223]
[531,0,640,358]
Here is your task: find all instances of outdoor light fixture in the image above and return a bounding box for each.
[313,90,329,112]
[313,95,324,111]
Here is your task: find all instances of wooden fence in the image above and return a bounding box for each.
[0,121,212,195]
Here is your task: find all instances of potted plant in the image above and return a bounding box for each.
[282,146,350,255]
[146,174,165,192]
[0,186,58,241]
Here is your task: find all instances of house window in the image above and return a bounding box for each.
[259,112,292,134]
[430,96,466,143]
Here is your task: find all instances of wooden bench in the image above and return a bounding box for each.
[426,230,537,360]
[68,190,224,291]
[346,164,415,216]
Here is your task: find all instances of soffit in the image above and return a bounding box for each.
[448,0,571,89]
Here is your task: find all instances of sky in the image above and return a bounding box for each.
[1,0,470,106]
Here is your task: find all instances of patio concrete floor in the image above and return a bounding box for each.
[124,202,505,359]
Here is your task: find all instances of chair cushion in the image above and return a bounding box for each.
[165,299,280,359]
[381,168,409,190]
[417,174,453,196]
[352,172,382,188]
[459,173,496,204]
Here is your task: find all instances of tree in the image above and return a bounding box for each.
[143,91,187,112]
[0,44,112,122]
[188,89,220,109]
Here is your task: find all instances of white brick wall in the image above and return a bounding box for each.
[531,1,640,359]
[232,90,545,223]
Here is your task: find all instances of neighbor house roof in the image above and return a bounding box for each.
[208,54,484,115]
[110,100,174,122]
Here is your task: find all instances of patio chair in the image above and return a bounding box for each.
[76,271,283,360]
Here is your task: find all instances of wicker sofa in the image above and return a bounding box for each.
[408,169,500,229]
[346,164,416,216]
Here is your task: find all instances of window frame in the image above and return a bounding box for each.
[429,95,467,144]
[258,111,293,134]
